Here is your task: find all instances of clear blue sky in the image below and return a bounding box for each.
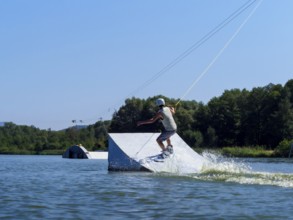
[1,0,292,130]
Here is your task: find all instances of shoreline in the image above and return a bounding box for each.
[0,147,286,158]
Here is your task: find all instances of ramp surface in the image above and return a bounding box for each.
[108,133,207,173]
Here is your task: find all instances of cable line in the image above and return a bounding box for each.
[175,0,263,107]
[127,0,257,98]
[87,0,260,124]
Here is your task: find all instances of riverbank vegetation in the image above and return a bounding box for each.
[1,79,292,157]
[0,121,110,155]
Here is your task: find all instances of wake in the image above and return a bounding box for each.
[161,151,293,188]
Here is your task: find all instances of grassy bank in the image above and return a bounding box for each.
[0,149,65,155]
[220,147,274,157]
[0,146,286,158]
[193,146,276,158]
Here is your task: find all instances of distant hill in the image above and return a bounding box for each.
[0,122,5,127]
[72,125,88,130]
[60,125,88,131]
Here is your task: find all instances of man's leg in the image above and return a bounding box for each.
[157,139,165,151]
[157,132,168,151]
[165,131,176,154]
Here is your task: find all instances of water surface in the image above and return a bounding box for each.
[1,155,293,219]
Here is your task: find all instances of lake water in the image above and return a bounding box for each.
[1,154,293,219]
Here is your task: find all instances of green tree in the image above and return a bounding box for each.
[208,89,242,147]
[110,97,144,132]
[205,126,218,147]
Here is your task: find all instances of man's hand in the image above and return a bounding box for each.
[169,106,176,114]
[137,121,143,127]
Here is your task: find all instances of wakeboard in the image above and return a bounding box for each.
[139,152,174,164]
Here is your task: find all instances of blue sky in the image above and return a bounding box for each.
[1,0,292,130]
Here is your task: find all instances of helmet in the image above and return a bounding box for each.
[156,98,165,106]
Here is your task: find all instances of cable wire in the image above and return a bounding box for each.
[127,0,257,98]
[175,0,263,106]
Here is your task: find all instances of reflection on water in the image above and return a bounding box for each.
[1,155,293,219]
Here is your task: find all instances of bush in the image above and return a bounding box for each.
[274,139,293,157]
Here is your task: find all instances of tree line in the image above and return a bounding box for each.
[0,79,292,155]
[0,121,110,155]
[110,79,293,150]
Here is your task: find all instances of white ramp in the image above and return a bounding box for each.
[87,151,108,159]
[62,145,90,159]
[63,145,108,159]
[108,133,207,173]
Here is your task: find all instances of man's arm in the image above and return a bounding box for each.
[137,112,162,127]
[169,106,176,114]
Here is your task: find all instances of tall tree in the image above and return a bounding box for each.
[208,89,242,147]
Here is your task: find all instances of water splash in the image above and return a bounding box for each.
[201,151,251,173]
[189,151,293,188]
[160,152,293,188]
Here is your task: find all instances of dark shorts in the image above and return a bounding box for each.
[157,130,176,142]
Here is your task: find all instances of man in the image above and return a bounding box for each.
[137,98,177,159]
